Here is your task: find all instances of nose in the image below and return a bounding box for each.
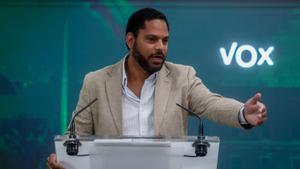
[155,40,164,50]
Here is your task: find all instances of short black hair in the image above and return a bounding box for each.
[125,8,169,47]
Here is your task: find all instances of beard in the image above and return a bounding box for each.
[132,43,166,74]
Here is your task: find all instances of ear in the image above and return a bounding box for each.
[125,32,135,49]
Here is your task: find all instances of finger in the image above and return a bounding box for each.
[259,106,266,113]
[257,102,266,113]
[257,109,267,117]
[47,163,57,169]
[48,154,64,169]
[49,154,57,163]
[261,112,267,118]
[47,157,54,168]
[257,115,266,125]
[256,114,268,126]
[250,93,262,104]
[257,119,264,126]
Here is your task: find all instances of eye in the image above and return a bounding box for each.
[163,38,168,43]
[147,36,157,42]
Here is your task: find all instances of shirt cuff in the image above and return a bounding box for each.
[239,106,254,129]
[239,107,248,124]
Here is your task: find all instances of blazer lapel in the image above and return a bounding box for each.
[105,60,123,135]
[154,64,172,135]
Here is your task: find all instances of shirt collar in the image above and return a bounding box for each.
[122,55,157,88]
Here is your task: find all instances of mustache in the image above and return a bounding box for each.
[150,52,165,58]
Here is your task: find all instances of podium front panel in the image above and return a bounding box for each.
[55,136,219,169]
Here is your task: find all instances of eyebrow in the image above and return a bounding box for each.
[145,34,169,39]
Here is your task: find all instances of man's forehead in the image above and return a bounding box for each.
[139,19,169,36]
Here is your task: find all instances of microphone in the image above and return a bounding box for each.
[64,98,98,156]
[176,103,210,157]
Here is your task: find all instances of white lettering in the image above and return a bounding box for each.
[257,47,274,66]
[220,42,274,68]
[235,45,257,68]
[220,42,238,65]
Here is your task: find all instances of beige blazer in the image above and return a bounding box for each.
[73,58,243,137]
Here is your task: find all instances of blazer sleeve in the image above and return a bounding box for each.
[186,67,244,128]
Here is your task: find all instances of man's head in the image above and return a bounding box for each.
[125,8,169,74]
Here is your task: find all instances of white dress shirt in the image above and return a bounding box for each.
[121,59,157,136]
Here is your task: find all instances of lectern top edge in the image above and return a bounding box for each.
[54,135,220,143]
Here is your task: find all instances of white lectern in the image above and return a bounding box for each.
[55,136,220,169]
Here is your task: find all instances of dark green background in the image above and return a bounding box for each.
[0,0,299,169]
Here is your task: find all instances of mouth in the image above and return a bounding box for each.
[150,54,164,64]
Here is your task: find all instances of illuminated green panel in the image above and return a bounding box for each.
[60,20,68,134]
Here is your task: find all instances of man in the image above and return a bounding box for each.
[47,8,267,169]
